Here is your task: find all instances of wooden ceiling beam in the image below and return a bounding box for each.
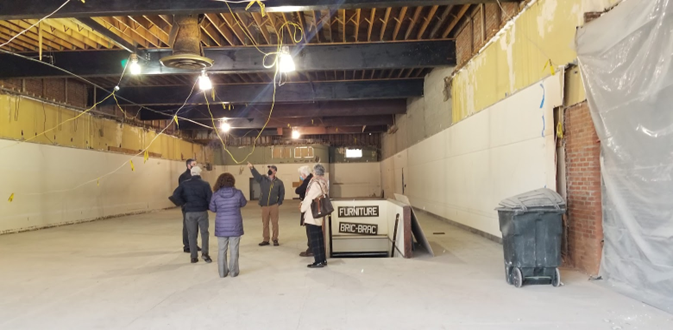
[392,7,407,40]
[354,9,362,42]
[429,5,453,39]
[51,18,114,49]
[250,12,272,44]
[442,4,471,39]
[128,15,170,45]
[366,8,376,42]
[296,12,309,44]
[416,5,438,39]
[220,13,248,45]
[379,7,391,41]
[204,14,236,46]
[94,17,149,48]
[404,7,424,40]
[5,20,74,50]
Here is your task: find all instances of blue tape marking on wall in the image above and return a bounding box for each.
[540,83,546,137]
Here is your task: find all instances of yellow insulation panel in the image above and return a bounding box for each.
[451,0,620,122]
[0,94,210,162]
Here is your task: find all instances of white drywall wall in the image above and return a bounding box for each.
[0,140,203,234]
[381,73,563,237]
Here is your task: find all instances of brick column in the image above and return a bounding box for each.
[564,101,603,275]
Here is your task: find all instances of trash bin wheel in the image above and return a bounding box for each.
[551,268,561,287]
[512,267,523,288]
[505,264,513,285]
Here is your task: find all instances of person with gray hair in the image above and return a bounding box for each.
[300,163,329,268]
[295,165,314,257]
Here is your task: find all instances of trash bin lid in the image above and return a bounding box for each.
[496,188,566,212]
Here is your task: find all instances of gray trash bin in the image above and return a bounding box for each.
[496,188,566,288]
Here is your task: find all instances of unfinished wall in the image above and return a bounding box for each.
[451,0,623,124]
[382,73,563,237]
[0,93,211,234]
[382,66,454,159]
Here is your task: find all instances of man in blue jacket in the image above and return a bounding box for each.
[172,166,213,263]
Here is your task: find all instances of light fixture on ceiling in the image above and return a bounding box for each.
[129,53,141,75]
[292,129,301,139]
[199,71,212,91]
[278,46,295,73]
[220,119,231,133]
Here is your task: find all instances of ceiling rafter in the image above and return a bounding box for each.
[416,5,438,39]
[392,7,407,40]
[379,8,391,41]
[404,7,423,40]
[442,4,471,39]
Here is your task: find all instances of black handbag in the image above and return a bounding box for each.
[310,182,334,218]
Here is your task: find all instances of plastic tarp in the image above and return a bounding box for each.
[576,0,673,313]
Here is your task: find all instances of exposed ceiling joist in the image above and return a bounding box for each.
[0,41,454,79]
[0,1,515,20]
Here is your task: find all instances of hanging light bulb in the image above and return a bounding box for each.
[292,130,300,139]
[220,119,231,132]
[199,71,212,91]
[279,46,295,73]
[129,53,141,75]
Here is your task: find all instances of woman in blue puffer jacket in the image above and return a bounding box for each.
[209,173,247,278]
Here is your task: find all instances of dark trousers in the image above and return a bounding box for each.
[301,213,311,250]
[307,224,326,264]
[182,208,199,249]
[186,211,209,259]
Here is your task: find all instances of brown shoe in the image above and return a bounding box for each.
[299,250,314,257]
[259,241,270,246]
[273,240,279,246]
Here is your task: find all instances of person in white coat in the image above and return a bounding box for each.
[300,163,329,268]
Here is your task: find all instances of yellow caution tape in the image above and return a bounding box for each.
[173,115,179,127]
[144,150,149,163]
[97,179,100,187]
[8,193,14,202]
[557,121,564,139]
[130,160,135,171]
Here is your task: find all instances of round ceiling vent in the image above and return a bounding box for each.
[160,54,214,70]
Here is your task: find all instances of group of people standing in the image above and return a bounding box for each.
[172,159,329,278]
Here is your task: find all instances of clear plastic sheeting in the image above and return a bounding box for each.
[576,0,673,313]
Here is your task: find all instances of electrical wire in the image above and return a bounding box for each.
[18,79,199,197]
[0,0,72,49]
[204,20,304,164]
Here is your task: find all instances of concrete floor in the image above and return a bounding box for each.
[0,201,671,330]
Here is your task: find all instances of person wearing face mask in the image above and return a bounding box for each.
[295,166,314,257]
[248,162,285,246]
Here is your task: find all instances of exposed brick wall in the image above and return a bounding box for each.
[485,3,501,40]
[66,80,88,108]
[1,78,90,109]
[24,79,43,97]
[472,7,484,51]
[456,19,473,66]
[455,3,522,67]
[501,2,520,21]
[43,78,66,103]
[0,79,22,91]
[564,101,603,275]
